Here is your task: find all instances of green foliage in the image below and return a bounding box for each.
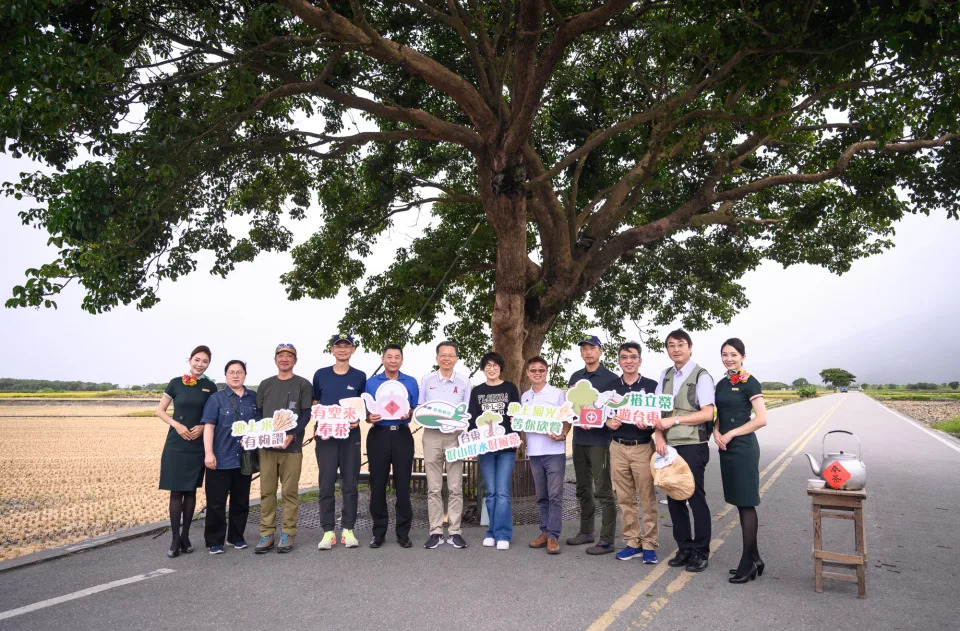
[2,2,959,371]
[949,381,959,390]
[819,368,856,388]
[791,378,810,389]
[859,383,869,390]
[906,382,941,390]
[931,417,960,436]
[761,381,789,390]
[0,377,118,392]
[797,385,819,399]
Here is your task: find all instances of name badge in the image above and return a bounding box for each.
[202,388,212,392]
[731,388,739,391]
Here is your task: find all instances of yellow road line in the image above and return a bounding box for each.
[587,396,845,631]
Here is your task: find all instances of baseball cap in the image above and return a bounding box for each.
[329,332,356,347]
[275,343,297,357]
[577,334,603,348]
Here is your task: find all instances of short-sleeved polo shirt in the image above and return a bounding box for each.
[417,370,471,407]
[366,371,419,427]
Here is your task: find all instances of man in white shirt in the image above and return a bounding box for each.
[418,341,472,550]
[522,357,570,555]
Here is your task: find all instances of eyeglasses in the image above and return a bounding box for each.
[619,354,640,360]
[527,368,547,374]
[226,370,246,376]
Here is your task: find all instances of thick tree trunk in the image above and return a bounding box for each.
[489,192,528,386]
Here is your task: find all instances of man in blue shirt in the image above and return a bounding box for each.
[567,334,619,555]
[366,344,419,549]
[312,333,366,550]
[418,341,472,549]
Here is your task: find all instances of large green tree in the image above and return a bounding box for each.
[820,368,856,388]
[3,1,959,380]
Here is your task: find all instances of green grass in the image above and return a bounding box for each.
[0,390,161,399]
[931,417,960,436]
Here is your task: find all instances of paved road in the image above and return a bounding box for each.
[1,393,958,630]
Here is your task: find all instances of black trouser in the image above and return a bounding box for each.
[667,443,711,558]
[315,427,362,531]
[367,424,415,539]
[204,467,252,547]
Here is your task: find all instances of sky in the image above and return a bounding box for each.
[1,151,958,388]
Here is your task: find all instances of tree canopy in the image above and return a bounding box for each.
[791,377,810,389]
[819,367,856,388]
[3,1,960,379]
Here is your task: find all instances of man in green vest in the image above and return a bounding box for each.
[655,329,716,573]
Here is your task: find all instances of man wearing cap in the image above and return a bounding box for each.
[567,334,619,555]
[606,341,664,564]
[255,344,313,554]
[418,341,471,549]
[365,344,419,549]
[655,329,716,573]
[312,333,366,550]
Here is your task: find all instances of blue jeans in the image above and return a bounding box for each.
[531,454,566,538]
[478,449,516,541]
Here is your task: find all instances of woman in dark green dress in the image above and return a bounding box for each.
[714,338,768,584]
[155,345,217,557]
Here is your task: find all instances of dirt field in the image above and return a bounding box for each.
[879,400,960,426]
[0,404,372,561]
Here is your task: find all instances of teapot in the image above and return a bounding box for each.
[805,430,866,490]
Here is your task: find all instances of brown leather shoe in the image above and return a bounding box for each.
[529,532,549,548]
[546,537,560,555]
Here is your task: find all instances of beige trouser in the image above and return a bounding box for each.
[258,449,303,537]
[421,429,464,535]
[609,440,659,549]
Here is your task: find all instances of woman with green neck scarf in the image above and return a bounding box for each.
[155,345,218,558]
[714,337,768,584]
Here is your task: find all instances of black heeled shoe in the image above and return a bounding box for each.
[167,538,181,559]
[728,562,758,584]
[180,536,194,554]
[729,560,764,577]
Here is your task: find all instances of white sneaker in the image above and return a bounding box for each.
[317,531,335,550]
[483,537,495,547]
[496,540,510,550]
[341,529,359,548]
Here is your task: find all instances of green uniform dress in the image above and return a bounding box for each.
[158,376,218,491]
[715,374,762,507]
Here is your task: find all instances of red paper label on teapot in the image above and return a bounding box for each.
[824,460,852,489]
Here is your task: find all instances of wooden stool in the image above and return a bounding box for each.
[808,487,867,598]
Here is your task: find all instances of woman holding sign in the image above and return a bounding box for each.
[467,352,521,550]
[155,345,216,558]
[200,360,257,554]
[714,338,767,583]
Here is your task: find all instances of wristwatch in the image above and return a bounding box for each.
[673,417,680,426]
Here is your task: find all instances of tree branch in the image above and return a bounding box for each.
[277,0,498,133]
[716,133,960,202]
